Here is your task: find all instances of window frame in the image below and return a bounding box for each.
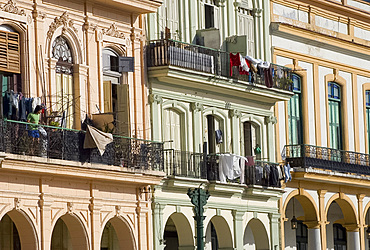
[287,73,303,145]
[328,81,342,150]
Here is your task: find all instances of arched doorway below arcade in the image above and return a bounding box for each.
[0,214,20,250]
[243,218,269,250]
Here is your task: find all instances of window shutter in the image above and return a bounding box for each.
[0,30,20,73]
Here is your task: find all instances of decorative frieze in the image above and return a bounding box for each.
[1,0,25,16]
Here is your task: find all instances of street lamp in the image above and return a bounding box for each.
[291,197,298,230]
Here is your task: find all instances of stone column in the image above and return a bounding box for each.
[190,102,203,153]
[252,8,262,59]
[149,94,163,141]
[346,225,360,250]
[265,115,277,161]
[304,222,321,250]
[269,213,280,250]
[229,109,241,155]
[232,210,244,250]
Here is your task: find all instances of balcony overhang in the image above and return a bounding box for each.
[90,0,162,14]
[148,65,294,104]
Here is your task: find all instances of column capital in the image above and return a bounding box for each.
[303,220,320,229]
[317,189,327,198]
[148,94,163,104]
[344,224,360,232]
[268,213,280,222]
[232,210,244,220]
[252,8,263,18]
[190,102,204,112]
[229,109,242,118]
[357,194,366,201]
[265,115,277,124]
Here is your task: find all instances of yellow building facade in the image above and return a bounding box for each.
[271,0,370,249]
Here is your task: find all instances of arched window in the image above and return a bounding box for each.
[328,82,342,150]
[0,25,22,98]
[366,90,370,154]
[287,74,302,145]
[52,36,74,128]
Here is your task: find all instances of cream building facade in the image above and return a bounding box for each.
[271,0,370,249]
[0,0,164,249]
[146,0,293,249]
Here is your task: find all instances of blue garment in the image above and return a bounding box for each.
[215,129,223,144]
[28,129,40,138]
[284,163,292,182]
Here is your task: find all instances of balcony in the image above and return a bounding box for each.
[0,119,164,172]
[147,39,294,103]
[284,144,370,175]
[163,149,281,188]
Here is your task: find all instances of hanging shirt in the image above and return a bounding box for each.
[284,163,292,182]
[230,53,241,76]
[218,154,248,183]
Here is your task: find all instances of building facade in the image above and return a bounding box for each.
[271,0,370,249]
[146,0,293,249]
[0,0,163,249]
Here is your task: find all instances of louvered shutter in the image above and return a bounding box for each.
[0,30,20,73]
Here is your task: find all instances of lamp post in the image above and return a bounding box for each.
[188,187,210,250]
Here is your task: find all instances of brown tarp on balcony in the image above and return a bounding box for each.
[83,125,113,155]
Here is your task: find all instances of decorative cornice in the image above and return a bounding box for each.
[190,102,204,112]
[1,0,25,16]
[47,11,78,39]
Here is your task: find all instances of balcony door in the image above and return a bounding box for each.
[243,121,260,159]
[206,115,223,154]
[52,36,74,128]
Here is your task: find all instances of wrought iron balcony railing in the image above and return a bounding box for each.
[164,150,281,187]
[147,39,294,92]
[0,119,164,171]
[284,144,370,175]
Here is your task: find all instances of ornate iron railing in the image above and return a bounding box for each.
[163,149,205,178]
[0,119,164,171]
[147,38,294,91]
[164,150,281,187]
[284,144,370,175]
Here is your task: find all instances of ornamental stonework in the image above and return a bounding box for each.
[47,11,78,39]
[1,0,25,16]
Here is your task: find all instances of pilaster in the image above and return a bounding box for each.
[269,213,280,250]
[152,202,165,250]
[149,94,163,142]
[232,210,244,250]
[191,102,204,153]
[318,190,327,250]
[265,115,277,161]
[357,194,366,250]
[229,109,241,155]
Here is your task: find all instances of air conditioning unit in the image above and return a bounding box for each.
[196,28,221,50]
[226,35,248,55]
